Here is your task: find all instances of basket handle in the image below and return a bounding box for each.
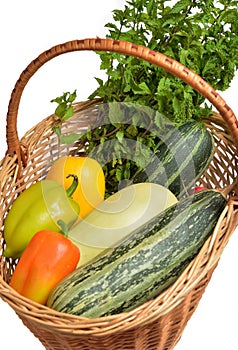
[6,38,238,173]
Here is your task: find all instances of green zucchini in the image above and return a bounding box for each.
[131,121,214,198]
[47,190,226,317]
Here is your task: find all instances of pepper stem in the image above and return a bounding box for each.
[57,218,78,237]
[57,220,69,237]
[66,174,78,197]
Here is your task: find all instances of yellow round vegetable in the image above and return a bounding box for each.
[69,182,178,266]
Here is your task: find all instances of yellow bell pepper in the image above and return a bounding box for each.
[46,156,105,219]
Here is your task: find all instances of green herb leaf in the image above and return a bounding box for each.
[51,90,77,121]
[51,90,78,144]
[89,0,238,124]
[57,132,80,144]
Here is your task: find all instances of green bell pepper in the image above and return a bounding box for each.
[4,175,80,259]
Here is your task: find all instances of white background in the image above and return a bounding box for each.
[0,1,237,349]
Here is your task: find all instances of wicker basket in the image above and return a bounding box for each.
[1,38,238,350]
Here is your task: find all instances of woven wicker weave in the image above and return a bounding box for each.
[0,38,238,350]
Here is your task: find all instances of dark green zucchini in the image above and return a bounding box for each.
[131,121,214,198]
[47,190,226,318]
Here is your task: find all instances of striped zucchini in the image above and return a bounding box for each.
[47,190,226,317]
[131,121,214,198]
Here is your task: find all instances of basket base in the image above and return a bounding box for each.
[16,266,216,350]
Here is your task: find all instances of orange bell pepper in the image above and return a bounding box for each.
[10,229,80,305]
